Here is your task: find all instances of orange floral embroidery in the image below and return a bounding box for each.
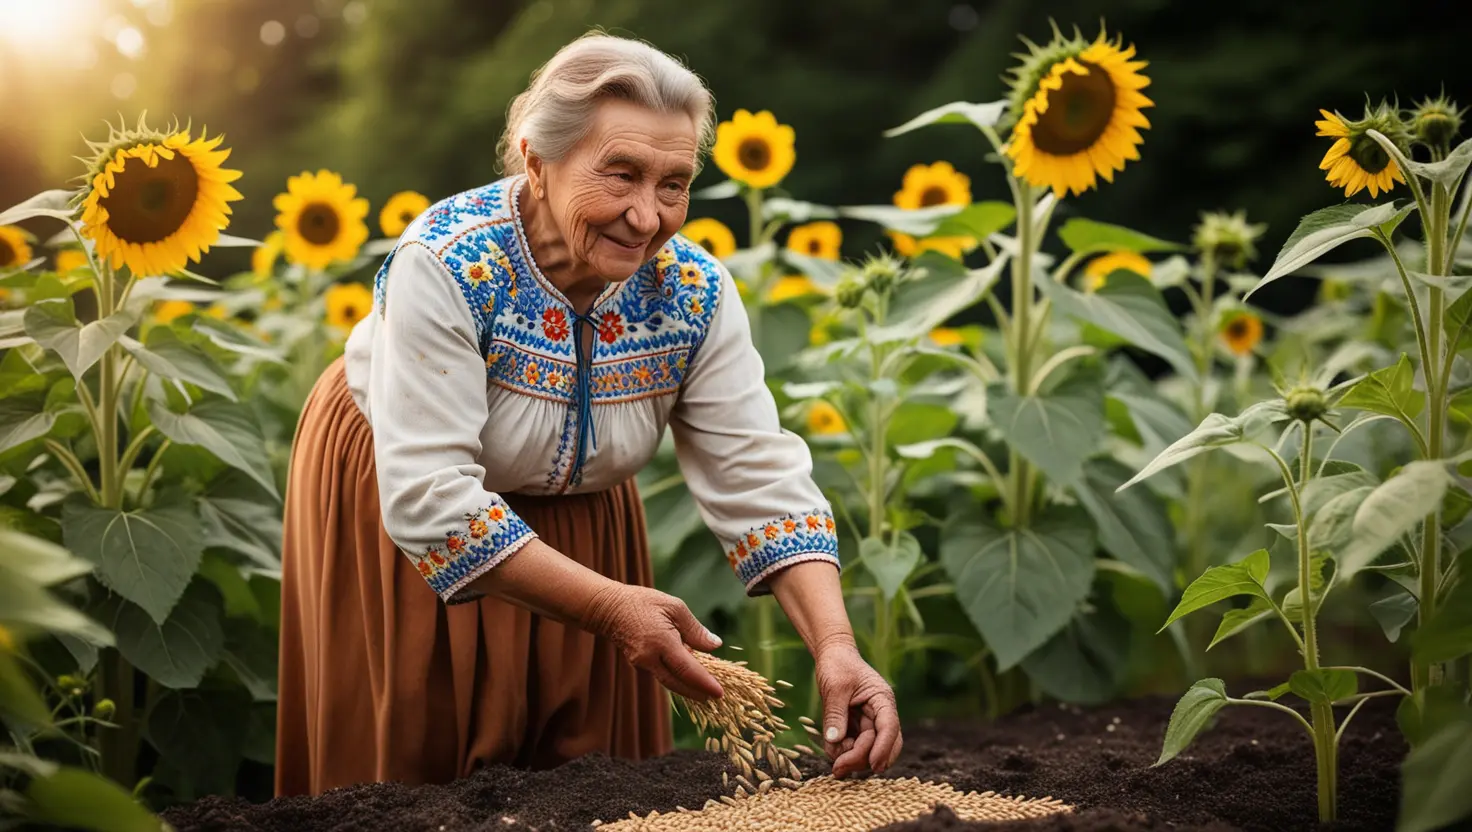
[488,506,506,522]
[466,262,491,284]
[783,518,798,534]
[735,541,748,558]
[765,524,780,540]
[417,560,434,577]
[469,519,489,538]
[525,362,541,386]
[446,536,465,554]
[633,365,652,385]
[805,515,821,530]
[429,550,447,567]
[825,517,836,533]
[746,532,762,549]
[547,370,564,390]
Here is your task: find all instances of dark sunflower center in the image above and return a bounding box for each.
[809,239,822,254]
[737,138,771,172]
[696,238,715,255]
[919,187,950,207]
[400,211,414,223]
[342,302,359,321]
[1348,136,1393,175]
[1031,60,1116,156]
[298,203,341,246]
[98,153,200,245]
[1227,319,1249,338]
[0,238,14,267]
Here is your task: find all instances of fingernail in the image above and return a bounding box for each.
[705,628,721,646]
[825,727,839,742]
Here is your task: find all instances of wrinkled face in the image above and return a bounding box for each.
[531,98,698,281]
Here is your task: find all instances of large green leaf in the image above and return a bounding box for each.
[886,402,958,447]
[883,99,1007,137]
[1117,401,1290,492]
[873,255,1006,340]
[1337,354,1424,427]
[106,579,224,689]
[0,535,113,647]
[987,364,1105,487]
[1159,549,1270,631]
[0,650,50,727]
[1445,281,1472,352]
[24,298,140,380]
[0,189,76,226]
[0,393,58,455]
[859,533,922,602]
[1019,585,1131,704]
[1034,273,1197,381]
[931,202,1016,239]
[1397,686,1470,748]
[1209,598,1275,650]
[1300,468,1380,518]
[24,766,165,832]
[1251,202,1417,297]
[62,500,203,625]
[837,204,963,236]
[940,506,1096,670]
[1412,576,1472,664]
[1056,218,1181,255]
[1369,588,1418,643]
[1308,484,1376,553]
[120,328,236,401]
[753,302,811,372]
[1406,136,1472,189]
[191,317,287,364]
[1338,461,1451,579]
[145,687,250,798]
[148,399,279,498]
[221,617,278,702]
[1073,459,1175,591]
[1154,678,1231,766]
[197,476,283,570]
[1288,668,1357,704]
[1398,718,1472,832]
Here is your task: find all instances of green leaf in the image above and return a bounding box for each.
[1445,282,1472,352]
[24,298,140,380]
[987,363,1106,487]
[0,750,58,778]
[251,573,281,634]
[1154,678,1230,766]
[106,579,224,689]
[1034,272,1198,383]
[872,256,1006,339]
[1109,392,1193,452]
[883,100,1007,137]
[62,500,203,625]
[1398,718,1472,832]
[148,399,279,498]
[221,618,278,702]
[1337,354,1425,427]
[190,318,287,364]
[931,202,1016,240]
[1252,202,1417,297]
[1288,668,1357,704]
[1406,136,1472,189]
[692,180,740,200]
[0,649,50,727]
[243,702,277,765]
[753,302,810,372]
[1308,485,1375,553]
[859,533,922,602]
[1019,587,1131,705]
[0,536,113,647]
[1412,576,1472,664]
[1369,588,1418,643]
[886,403,958,447]
[1397,686,1470,748]
[1338,461,1452,579]
[762,198,837,223]
[121,329,236,401]
[1300,468,1381,517]
[1056,218,1181,255]
[1159,549,1270,632]
[1117,401,1290,492]
[1073,459,1175,591]
[145,687,250,798]
[198,552,262,620]
[0,189,76,226]
[198,472,283,570]
[24,766,165,832]
[837,203,963,237]
[940,506,1097,671]
[1209,598,1275,650]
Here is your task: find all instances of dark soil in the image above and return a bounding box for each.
[162,694,1404,832]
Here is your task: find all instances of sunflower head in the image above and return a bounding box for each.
[681,217,737,260]
[1082,250,1151,292]
[1003,23,1153,198]
[712,110,796,190]
[325,281,374,331]
[380,190,431,238]
[786,221,843,261]
[767,274,823,303]
[253,230,285,277]
[929,327,968,348]
[1315,100,1412,198]
[0,226,35,269]
[77,114,244,277]
[275,170,371,271]
[1220,310,1263,357]
[1408,93,1464,152]
[807,400,846,435]
[1191,210,1267,270]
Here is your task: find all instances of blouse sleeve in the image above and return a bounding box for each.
[668,263,841,595]
[366,241,537,604]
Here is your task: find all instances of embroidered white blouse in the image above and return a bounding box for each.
[342,175,841,604]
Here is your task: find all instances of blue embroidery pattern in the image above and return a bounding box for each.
[727,509,842,590]
[412,499,536,602]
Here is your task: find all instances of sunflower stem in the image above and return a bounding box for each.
[1008,181,1036,527]
[1184,252,1219,654]
[43,440,100,505]
[1451,182,1472,259]
[1414,182,1452,694]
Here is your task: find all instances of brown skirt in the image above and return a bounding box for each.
[274,358,672,797]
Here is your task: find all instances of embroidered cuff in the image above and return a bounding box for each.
[725,509,841,595]
[408,500,537,604]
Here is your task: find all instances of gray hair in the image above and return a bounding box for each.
[497,32,716,175]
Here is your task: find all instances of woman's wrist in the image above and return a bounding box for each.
[468,537,622,629]
[765,560,857,662]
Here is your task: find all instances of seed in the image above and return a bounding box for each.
[765,696,785,708]
[735,775,754,792]
[781,747,802,759]
[753,769,771,783]
[720,796,737,806]
[775,679,793,689]
[793,744,813,756]
[721,772,728,788]
[758,780,772,794]
[798,716,814,726]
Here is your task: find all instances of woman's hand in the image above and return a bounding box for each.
[581,583,725,702]
[815,640,902,778]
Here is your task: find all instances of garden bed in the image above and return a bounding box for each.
[162,694,1403,832]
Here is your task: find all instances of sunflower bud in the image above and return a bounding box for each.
[1285,385,1330,424]
[56,675,86,698]
[1192,210,1267,271]
[835,277,867,309]
[859,253,904,295]
[1409,94,1464,152]
[93,698,116,721]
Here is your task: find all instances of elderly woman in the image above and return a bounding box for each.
[275,32,901,796]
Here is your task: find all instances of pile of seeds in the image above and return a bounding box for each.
[592,775,1073,830]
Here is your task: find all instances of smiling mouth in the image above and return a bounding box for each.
[603,234,647,251]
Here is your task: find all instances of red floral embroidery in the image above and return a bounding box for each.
[469,519,489,539]
[734,541,748,558]
[429,550,447,567]
[488,506,506,522]
[446,536,465,554]
[596,311,624,344]
[542,308,569,341]
[417,560,434,577]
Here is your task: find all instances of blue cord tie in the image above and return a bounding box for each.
[568,310,599,485]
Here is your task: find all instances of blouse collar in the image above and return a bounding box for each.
[506,174,628,318]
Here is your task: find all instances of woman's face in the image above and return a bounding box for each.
[532,98,698,281]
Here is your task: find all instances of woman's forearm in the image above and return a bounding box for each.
[466,538,621,628]
[766,561,857,658]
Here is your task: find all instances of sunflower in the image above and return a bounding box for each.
[325,281,374,330]
[379,190,430,238]
[768,274,823,303]
[1191,210,1266,270]
[78,119,243,277]
[929,327,966,347]
[1003,26,1153,198]
[0,226,34,269]
[1082,250,1151,292]
[712,110,796,190]
[681,217,736,260]
[54,249,89,274]
[253,230,285,277]
[154,300,195,324]
[786,221,842,260]
[1315,101,1411,198]
[1409,94,1464,150]
[274,170,370,270]
[890,162,974,258]
[807,400,846,435]
[1221,311,1263,357]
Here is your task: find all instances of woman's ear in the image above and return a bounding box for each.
[522,139,546,200]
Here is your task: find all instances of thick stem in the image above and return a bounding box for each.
[98,649,137,789]
[1312,701,1339,823]
[1298,424,1320,670]
[1008,185,1035,527]
[1415,188,1451,693]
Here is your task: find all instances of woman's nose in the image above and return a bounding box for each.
[623,192,660,236]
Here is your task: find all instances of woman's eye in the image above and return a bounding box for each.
[614,173,634,182]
